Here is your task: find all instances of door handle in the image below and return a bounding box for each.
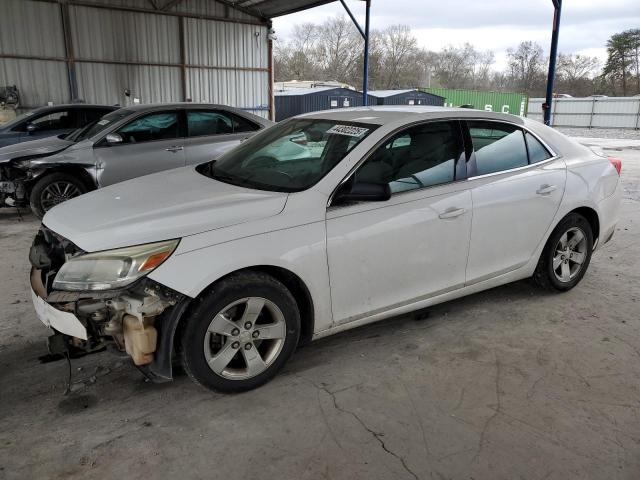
[165,145,184,152]
[438,207,467,219]
[536,184,556,195]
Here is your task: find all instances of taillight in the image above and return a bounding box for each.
[609,156,622,175]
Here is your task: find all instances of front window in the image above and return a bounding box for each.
[11,110,75,132]
[354,121,464,194]
[116,111,180,144]
[200,119,376,192]
[5,109,37,131]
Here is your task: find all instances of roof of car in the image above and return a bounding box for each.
[120,102,249,112]
[297,106,525,126]
[30,104,117,111]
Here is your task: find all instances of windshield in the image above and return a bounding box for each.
[65,122,94,142]
[200,118,377,192]
[76,109,132,141]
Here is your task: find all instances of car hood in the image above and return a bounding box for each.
[0,135,73,163]
[43,166,289,252]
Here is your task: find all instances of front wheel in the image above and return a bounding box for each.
[180,272,300,392]
[533,213,594,291]
[29,173,88,218]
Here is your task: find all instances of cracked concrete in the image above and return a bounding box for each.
[0,144,639,480]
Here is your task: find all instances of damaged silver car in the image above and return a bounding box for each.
[2,103,271,217]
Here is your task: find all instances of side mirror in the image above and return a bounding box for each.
[105,133,123,145]
[26,123,37,133]
[334,181,391,204]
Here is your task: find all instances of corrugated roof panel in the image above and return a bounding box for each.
[368,90,414,98]
[237,0,335,18]
[275,87,346,96]
[173,0,259,22]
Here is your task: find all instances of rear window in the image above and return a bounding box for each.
[468,121,528,176]
[525,132,552,163]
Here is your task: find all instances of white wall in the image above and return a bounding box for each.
[528,97,640,130]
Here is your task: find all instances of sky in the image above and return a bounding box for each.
[272,0,640,71]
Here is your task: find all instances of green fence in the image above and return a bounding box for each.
[423,88,528,117]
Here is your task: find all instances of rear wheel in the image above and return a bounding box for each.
[29,173,87,218]
[533,213,593,291]
[180,272,300,392]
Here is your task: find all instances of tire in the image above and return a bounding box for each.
[180,272,301,392]
[533,213,594,291]
[29,172,88,218]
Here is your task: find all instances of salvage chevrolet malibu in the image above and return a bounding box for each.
[29,107,621,392]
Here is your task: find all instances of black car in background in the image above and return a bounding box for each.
[0,104,117,148]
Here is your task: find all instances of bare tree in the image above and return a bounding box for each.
[315,16,362,82]
[376,25,420,89]
[273,23,320,81]
[274,20,631,98]
[432,44,473,88]
[556,54,600,96]
[506,41,546,95]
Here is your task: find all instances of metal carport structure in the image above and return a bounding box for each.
[2,0,561,120]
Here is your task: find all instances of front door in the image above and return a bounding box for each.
[464,121,566,284]
[22,108,79,142]
[94,110,185,187]
[326,120,472,325]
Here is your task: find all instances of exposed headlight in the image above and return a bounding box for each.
[52,239,179,291]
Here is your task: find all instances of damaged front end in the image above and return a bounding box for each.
[0,160,30,207]
[29,226,190,382]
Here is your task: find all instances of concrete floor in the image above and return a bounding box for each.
[1,142,639,480]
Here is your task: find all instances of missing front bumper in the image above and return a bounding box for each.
[30,267,87,339]
[29,266,188,382]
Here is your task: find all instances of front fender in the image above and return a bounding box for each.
[148,220,333,335]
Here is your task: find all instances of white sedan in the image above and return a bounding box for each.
[30,107,621,392]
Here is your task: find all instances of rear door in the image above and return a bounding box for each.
[93,109,185,186]
[464,120,566,284]
[183,109,262,164]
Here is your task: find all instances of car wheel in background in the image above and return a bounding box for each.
[180,272,301,392]
[29,173,88,218]
[533,213,593,291]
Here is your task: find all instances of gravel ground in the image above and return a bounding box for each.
[556,127,640,140]
[1,141,639,480]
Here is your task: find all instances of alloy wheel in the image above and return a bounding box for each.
[203,297,286,380]
[40,181,82,211]
[553,227,587,283]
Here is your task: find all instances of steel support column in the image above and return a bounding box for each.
[339,0,371,106]
[363,0,370,106]
[60,1,79,101]
[543,0,562,125]
[178,17,188,101]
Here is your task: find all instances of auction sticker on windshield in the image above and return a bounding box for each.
[326,125,369,137]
